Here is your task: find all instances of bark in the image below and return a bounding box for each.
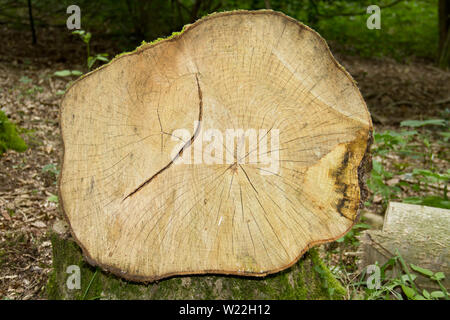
[438,0,450,67]
[47,232,346,300]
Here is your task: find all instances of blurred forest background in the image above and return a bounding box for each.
[1,0,448,63]
[0,0,449,300]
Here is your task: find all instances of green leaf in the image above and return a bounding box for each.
[72,30,85,36]
[87,56,95,69]
[95,55,109,62]
[401,285,416,299]
[42,163,57,173]
[410,264,434,277]
[19,76,32,84]
[403,196,450,210]
[430,291,445,299]
[372,159,383,174]
[401,274,417,283]
[431,272,445,281]
[83,32,92,44]
[71,70,83,76]
[47,194,59,203]
[423,289,431,299]
[400,119,446,127]
[54,70,72,77]
[412,169,449,181]
[353,223,372,230]
[438,131,450,141]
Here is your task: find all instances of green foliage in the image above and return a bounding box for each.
[403,195,449,209]
[42,163,60,177]
[372,130,416,156]
[316,0,438,61]
[72,30,91,44]
[335,223,372,246]
[19,76,32,85]
[367,118,449,209]
[368,159,400,205]
[54,30,109,78]
[87,53,109,70]
[400,119,447,128]
[0,110,27,155]
[47,194,59,203]
[401,169,449,208]
[53,30,110,97]
[358,253,449,300]
[17,76,43,97]
[72,29,109,71]
[3,0,439,62]
[53,70,83,77]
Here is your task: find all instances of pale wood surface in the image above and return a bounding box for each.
[59,10,372,281]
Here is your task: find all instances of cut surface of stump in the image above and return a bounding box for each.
[59,10,373,281]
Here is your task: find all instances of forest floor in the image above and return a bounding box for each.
[0,26,449,299]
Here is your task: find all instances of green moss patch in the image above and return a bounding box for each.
[0,110,27,155]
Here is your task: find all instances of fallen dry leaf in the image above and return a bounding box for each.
[31,221,46,228]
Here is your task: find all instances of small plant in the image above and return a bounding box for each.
[46,194,58,203]
[372,130,416,156]
[400,119,448,169]
[72,30,109,70]
[53,30,110,96]
[42,163,60,187]
[367,118,449,209]
[402,169,449,209]
[53,70,83,77]
[336,223,371,246]
[367,159,402,207]
[18,76,43,97]
[358,253,448,300]
[19,76,32,85]
[42,163,60,177]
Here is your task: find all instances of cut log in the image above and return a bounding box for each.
[358,202,450,290]
[59,10,372,282]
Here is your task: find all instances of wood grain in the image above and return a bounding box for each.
[59,10,373,281]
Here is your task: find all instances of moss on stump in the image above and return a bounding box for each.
[47,233,346,300]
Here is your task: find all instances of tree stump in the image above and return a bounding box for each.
[55,10,372,297]
[47,229,346,299]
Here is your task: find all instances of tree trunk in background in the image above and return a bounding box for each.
[438,0,450,67]
[27,0,36,45]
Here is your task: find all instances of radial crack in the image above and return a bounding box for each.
[122,73,203,201]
